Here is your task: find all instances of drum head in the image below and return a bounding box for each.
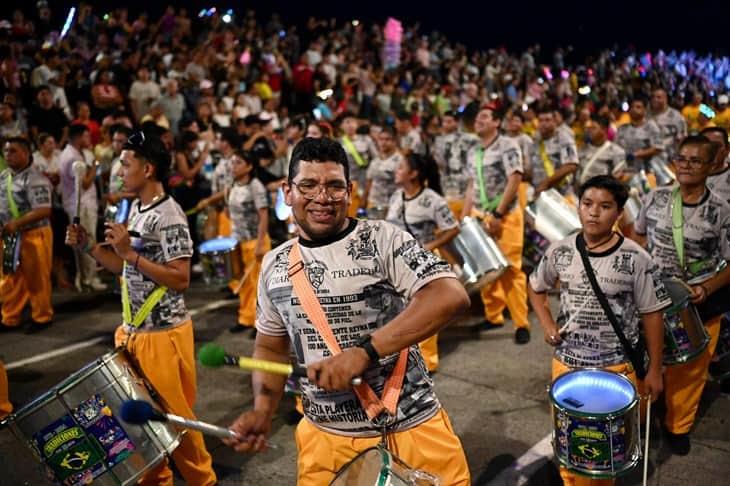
[551,369,636,415]
[199,237,239,254]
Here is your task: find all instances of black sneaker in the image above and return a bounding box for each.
[665,430,691,456]
[229,324,247,333]
[0,322,18,332]
[720,377,730,395]
[478,320,504,331]
[249,328,257,340]
[515,328,531,344]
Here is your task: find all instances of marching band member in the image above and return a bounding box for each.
[577,115,628,185]
[529,175,668,486]
[0,137,53,331]
[196,150,271,333]
[531,106,580,200]
[632,135,730,455]
[701,126,730,202]
[337,112,378,217]
[386,153,460,372]
[363,126,404,219]
[462,106,531,343]
[66,131,217,485]
[224,137,470,485]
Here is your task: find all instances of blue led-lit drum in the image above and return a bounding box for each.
[549,369,641,478]
[198,237,242,286]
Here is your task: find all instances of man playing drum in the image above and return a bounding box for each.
[66,131,217,485]
[223,137,471,485]
[529,175,668,486]
[462,106,531,344]
[531,106,580,200]
[337,112,379,217]
[632,135,730,455]
[0,137,54,331]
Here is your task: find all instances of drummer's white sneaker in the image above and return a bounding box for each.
[88,278,108,291]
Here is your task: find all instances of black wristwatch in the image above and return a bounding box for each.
[355,334,380,364]
[491,209,504,220]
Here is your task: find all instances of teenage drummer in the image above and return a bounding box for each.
[529,175,668,486]
[385,153,460,372]
[195,150,271,334]
[632,135,730,455]
[462,106,531,343]
[65,131,217,485]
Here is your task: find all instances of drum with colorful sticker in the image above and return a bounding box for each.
[1,350,181,485]
[549,368,641,478]
[198,237,243,286]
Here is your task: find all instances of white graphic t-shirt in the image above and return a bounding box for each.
[531,130,579,194]
[615,120,664,169]
[0,163,52,229]
[466,135,523,212]
[650,108,687,161]
[227,178,269,241]
[385,188,458,245]
[577,141,627,184]
[124,196,193,331]
[433,131,480,198]
[530,234,670,367]
[256,219,454,436]
[366,152,404,208]
[707,167,730,203]
[340,134,379,188]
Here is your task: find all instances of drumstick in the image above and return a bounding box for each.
[557,298,592,336]
[185,207,200,216]
[232,264,255,295]
[643,397,651,486]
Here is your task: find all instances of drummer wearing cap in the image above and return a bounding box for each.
[632,135,730,455]
[529,175,668,486]
[65,131,217,485]
[462,105,531,344]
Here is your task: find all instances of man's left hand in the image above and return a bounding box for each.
[643,367,663,402]
[2,220,19,236]
[689,284,708,305]
[104,222,133,259]
[307,347,370,391]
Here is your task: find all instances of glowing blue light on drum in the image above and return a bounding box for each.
[551,369,635,414]
[199,237,239,253]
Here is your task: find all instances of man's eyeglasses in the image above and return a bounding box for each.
[290,180,349,201]
[673,155,710,168]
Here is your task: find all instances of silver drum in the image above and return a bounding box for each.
[662,278,710,365]
[445,217,508,293]
[2,350,181,486]
[525,189,581,243]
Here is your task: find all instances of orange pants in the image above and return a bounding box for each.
[418,334,439,372]
[114,322,217,486]
[0,360,11,420]
[295,408,470,486]
[664,315,722,434]
[479,208,529,329]
[237,236,271,327]
[0,226,53,326]
[552,358,644,486]
[348,181,362,218]
[217,208,232,237]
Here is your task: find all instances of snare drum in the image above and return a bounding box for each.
[198,237,243,286]
[444,216,508,293]
[662,278,710,365]
[104,199,131,224]
[329,445,440,486]
[2,232,21,274]
[525,189,581,243]
[2,350,181,486]
[549,368,641,478]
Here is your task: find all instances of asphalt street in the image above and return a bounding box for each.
[0,282,728,485]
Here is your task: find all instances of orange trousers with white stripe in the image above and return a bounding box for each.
[0,226,53,326]
[114,322,216,486]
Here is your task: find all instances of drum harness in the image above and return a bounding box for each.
[287,241,439,484]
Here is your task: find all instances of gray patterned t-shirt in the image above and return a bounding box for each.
[529,234,670,367]
[531,130,579,194]
[577,141,627,185]
[227,178,269,241]
[256,219,453,436]
[124,196,193,331]
[707,167,730,203]
[466,135,523,211]
[385,188,458,245]
[366,151,404,209]
[433,131,480,198]
[0,163,52,229]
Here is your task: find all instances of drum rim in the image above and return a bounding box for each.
[549,367,638,419]
[554,449,642,479]
[663,339,710,365]
[199,237,240,254]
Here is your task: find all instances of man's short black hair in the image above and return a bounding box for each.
[590,114,611,129]
[68,123,89,141]
[577,175,629,209]
[3,136,32,153]
[678,134,719,163]
[122,131,171,183]
[288,137,349,183]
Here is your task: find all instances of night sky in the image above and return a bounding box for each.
[3,0,729,56]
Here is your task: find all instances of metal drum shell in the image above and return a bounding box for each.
[329,446,439,485]
[3,350,181,485]
[548,368,641,479]
[198,238,243,286]
[527,189,581,243]
[662,278,710,365]
[445,217,508,294]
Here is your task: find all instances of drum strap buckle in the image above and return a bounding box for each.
[287,260,304,278]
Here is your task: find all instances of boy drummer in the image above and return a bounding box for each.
[66,132,217,485]
[529,175,668,486]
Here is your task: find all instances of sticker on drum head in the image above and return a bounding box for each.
[554,410,628,472]
[31,395,135,485]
